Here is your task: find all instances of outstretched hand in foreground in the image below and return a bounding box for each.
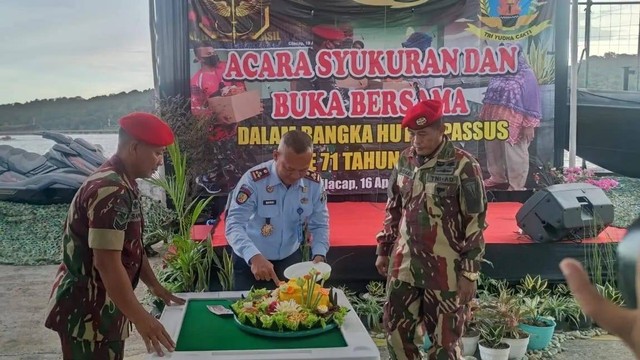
[560,258,640,359]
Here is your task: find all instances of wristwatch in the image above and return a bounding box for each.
[312,254,326,262]
[461,271,479,282]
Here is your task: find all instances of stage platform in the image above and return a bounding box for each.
[192,202,626,292]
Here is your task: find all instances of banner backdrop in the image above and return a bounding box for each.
[187,0,556,196]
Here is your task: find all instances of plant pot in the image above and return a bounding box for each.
[555,319,572,332]
[478,341,510,360]
[461,332,480,356]
[568,315,593,331]
[503,334,530,359]
[518,318,556,350]
[423,334,432,351]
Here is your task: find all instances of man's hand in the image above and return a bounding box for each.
[312,255,325,264]
[250,254,280,285]
[132,311,176,357]
[375,256,389,277]
[149,285,185,306]
[523,127,535,142]
[561,258,640,358]
[457,276,477,304]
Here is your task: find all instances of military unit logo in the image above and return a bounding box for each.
[192,0,284,46]
[466,0,551,41]
[236,184,253,205]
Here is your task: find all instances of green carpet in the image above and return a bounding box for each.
[175,299,347,351]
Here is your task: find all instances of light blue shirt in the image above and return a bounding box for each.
[225,160,330,264]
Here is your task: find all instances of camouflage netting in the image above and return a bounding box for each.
[0,201,68,265]
[0,195,176,266]
[0,177,637,266]
[609,176,640,228]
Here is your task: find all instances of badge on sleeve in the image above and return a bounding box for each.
[235,184,253,205]
[462,177,484,214]
[112,195,131,231]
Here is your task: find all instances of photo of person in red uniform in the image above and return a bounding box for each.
[190,40,247,123]
[190,41,252,195]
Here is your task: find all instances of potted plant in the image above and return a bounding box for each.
[517,296,556,351]
[478,320,510,360]
[516,275,550,298]
[351,282,385,332]
[541,294,573,331]
[146,142,218,306]
[500,297,530,359]
[461,298,481,356]
[481,288,530,359]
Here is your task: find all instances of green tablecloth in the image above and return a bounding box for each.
[176,299,348,351]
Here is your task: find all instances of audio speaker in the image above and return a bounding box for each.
[516,183,614,243]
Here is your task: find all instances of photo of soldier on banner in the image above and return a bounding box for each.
[185,0,556,197]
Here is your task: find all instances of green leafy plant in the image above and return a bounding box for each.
[498,293,528,339]
[352,296,383,332]
[597,283,624,306]
[516,274,550,297]
[478,274,510,298]
[540,294,572,323]
[146,142,219,294]
[526,40,555,85]
[474,302,509,349]
[563,296,589,329]
[147,142,212,242]
[335,285,358,304]
[519,296,554,327]
[365,281,386,301]
[209,236,234,291]
[158,237,215,293]
[479,323,507,349]
[553,283,571,297]
[141,195,177,255]
[351,283,385,332]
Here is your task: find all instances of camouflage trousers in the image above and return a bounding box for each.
[383,278,466,360]
[58,332,125,360]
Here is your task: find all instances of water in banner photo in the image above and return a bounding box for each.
[186,0,556,195]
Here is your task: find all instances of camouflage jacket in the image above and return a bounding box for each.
[376,137,487,290]
[44,155,144,341]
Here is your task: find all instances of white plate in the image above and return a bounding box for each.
[283,261,331,281]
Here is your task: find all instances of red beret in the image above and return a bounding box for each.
[118,112,174,146]
[401,100,444,130]
[312,25,345,41]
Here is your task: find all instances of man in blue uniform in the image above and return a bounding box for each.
[225,130,330,290]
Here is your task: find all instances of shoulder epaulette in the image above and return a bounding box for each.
[304,170,321,183]
[250,167,270,181]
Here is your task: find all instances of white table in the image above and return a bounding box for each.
[147,289,381,360]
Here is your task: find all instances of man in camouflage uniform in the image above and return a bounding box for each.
[44,112,185,359]
[375,100,487,360]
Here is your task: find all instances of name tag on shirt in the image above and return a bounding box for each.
[426,174,458,184]
[263,200,277,206]
[434,161,456,175]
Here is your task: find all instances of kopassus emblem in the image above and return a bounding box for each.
[203,0,271,44]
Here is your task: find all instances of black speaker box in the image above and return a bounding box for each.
[516,183,614,243]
